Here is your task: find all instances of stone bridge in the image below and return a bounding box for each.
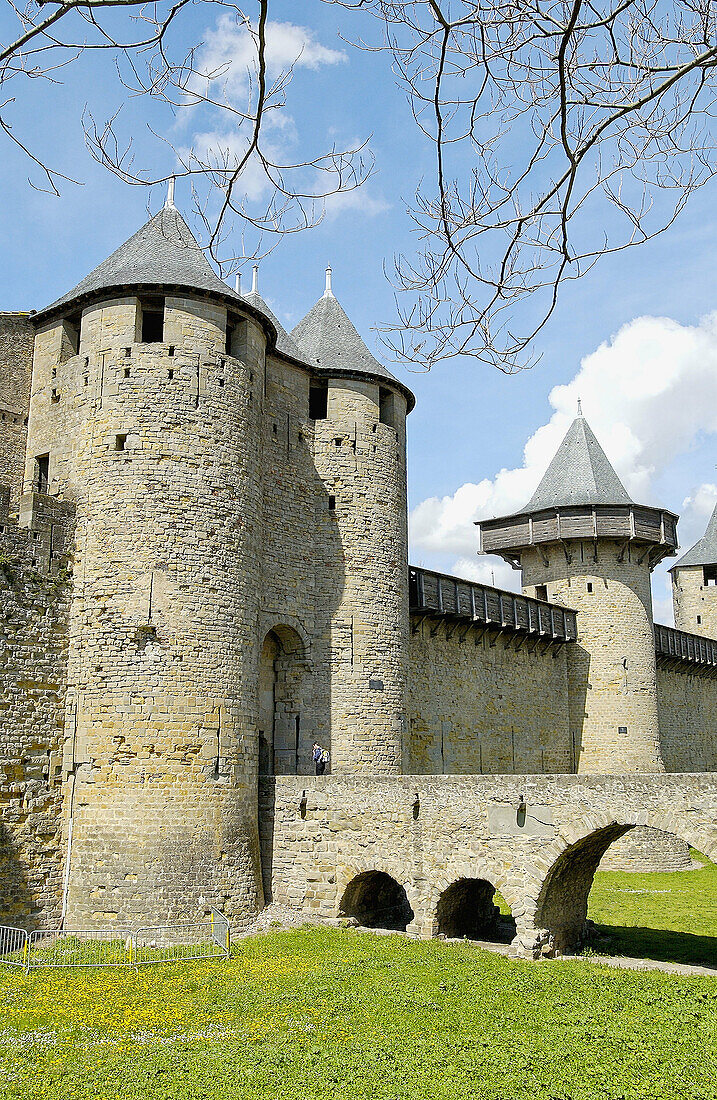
[261,773,717,957]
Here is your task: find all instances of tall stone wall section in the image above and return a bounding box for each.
[521,541,663,773]
[0,313,33,511]
[26,296,267,927]
[408,620,572,773]
[0,496,72,927]
[672,566,717,639]
[312,379,408,773]
[657,665,717,772]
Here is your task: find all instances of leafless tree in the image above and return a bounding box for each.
[327,1,717,372]
[0,0,370,271]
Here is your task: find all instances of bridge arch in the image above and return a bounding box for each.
[533,809,717,956]
[339,869,415,931]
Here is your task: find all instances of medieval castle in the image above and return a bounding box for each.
[0,197,715,956]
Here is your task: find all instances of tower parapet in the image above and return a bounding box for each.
[671,502,717,638]
[479,415,677,773]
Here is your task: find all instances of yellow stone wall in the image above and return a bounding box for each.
[521,541,663,773]
[407,620,572,773]
[672,565,717,638]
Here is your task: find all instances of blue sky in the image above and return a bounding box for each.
[1,0,716,623]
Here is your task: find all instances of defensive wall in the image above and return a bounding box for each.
[407,567,717,776]
[262,772,717,957]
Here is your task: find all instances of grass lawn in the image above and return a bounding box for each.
[0,857,714,1100]
[586,850,717,968]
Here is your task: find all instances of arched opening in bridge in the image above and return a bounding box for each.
[339,871,414,932]
[536,825,716,967]
[436,878,515,943]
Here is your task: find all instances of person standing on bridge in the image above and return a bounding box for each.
[313,743,329,775]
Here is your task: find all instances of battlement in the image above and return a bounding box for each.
[409,565,578,645]
[655,622,717,675]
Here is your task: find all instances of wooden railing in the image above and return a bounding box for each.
[654,623,717,672]
[408,566,578,643]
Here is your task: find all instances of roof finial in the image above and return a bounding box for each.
[577,397,583,417]
[234,273,241,295]
[252,264,259,294]
[324,264,333,298]
[165,176,176,209]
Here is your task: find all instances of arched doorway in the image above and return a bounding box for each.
[258,625,307,907]
[436,877,515,943]
[339,871,414,931]
[258,626,307,776]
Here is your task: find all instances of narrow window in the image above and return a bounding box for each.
[140,297,165,343]
[309,382,328,420]
[168,369,174,380]
[35,453,50,493]
[115,434,127,451]
[328,495,336,511]
[587,582,593,593]
[123,367,130,378]
[379,387,395,427]
[535,584,548,602]
[697,615,702,625]
[704,565,717,586]
[225,323,234,356]
[50,389,60,403]
[60,313,81,361]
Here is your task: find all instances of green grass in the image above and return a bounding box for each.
[0,858,714,1100]
[586,849,717,967]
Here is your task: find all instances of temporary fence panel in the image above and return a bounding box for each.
[27,928,137,969]
[133,916,229,966]
[0,925,28,968]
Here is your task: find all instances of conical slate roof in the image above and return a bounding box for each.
[37,206,244,318]
[292,284,400,386]
[525,415,632,511]
[242,289,309,364]
[671,503,717,570]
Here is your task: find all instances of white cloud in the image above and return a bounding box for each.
[411,312,717,569]
[191,17,346,107]
[320,186,389,220]
[451,556,521,593]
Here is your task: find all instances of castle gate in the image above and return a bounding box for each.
[264,774,716,957]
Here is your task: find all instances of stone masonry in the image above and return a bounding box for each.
[0,198,715,945]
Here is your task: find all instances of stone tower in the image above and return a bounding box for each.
[26,200,272,925]
[291,268,412,773]
[671,502,717,638]
[479,413,678,773]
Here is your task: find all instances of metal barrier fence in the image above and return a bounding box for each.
[0,909,231,973]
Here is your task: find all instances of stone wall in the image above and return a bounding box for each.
[0,313,33,511]
[672,566,717,639]
[407,619,572,773]
[0,496,73,927]
[521,541,663,773]
[657,664,717,772]
[264,773,717,956]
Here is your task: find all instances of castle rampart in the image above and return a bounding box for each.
[0,313,33,511]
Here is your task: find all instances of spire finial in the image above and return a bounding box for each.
[577,397,583,417]
[234,273,241,295]
[252,264,259,294]
[324,263,333,298]
[165,176,176,209]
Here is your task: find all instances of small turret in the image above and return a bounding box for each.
[671,502,717,638]
[479,413,678,773]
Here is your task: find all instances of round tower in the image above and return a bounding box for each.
[479,413,678,774]
[291,268,414,773]
[671,502,717,638]
[25,200,272,925]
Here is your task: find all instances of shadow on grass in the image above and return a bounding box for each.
[590,923,717,969]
